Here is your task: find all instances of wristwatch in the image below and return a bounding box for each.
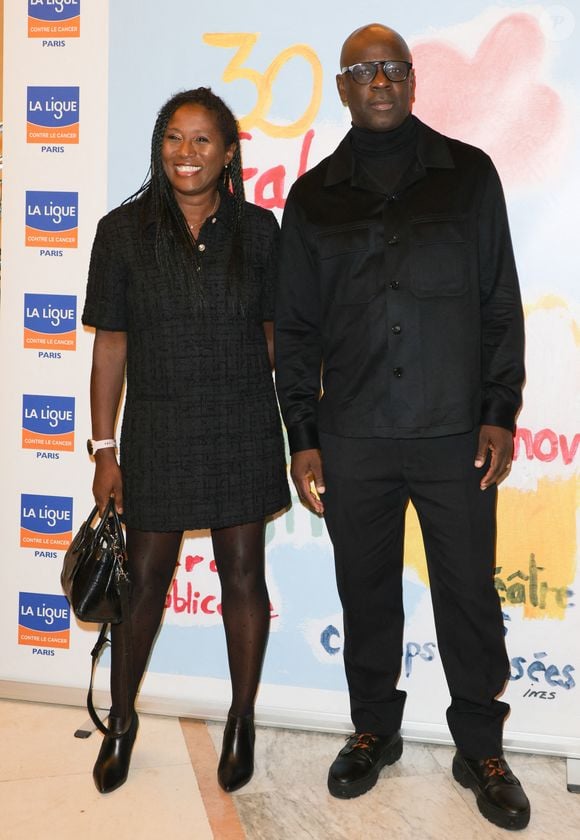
[87,438,117,456]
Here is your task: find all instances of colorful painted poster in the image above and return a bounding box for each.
[0,1,578,756]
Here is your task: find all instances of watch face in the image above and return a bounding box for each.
[86,439,94,455]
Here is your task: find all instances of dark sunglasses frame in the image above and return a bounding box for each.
[341,60,413,85]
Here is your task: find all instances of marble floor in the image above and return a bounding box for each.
[0,699,579,839]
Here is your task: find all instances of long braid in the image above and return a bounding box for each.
[124,88,248,311]
[224,143,247,311]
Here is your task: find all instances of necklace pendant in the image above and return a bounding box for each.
[186,192,220,237]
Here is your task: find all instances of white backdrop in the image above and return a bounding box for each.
[1,1,579,761]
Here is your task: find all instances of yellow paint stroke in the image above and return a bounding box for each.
[495,477,577,619]
[523,294,569,316]
[524,295,579,345]
[402,505,428,584]
[403,476,578,620]
[203,33,322,137]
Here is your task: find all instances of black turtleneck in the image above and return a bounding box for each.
[350,114,418,195]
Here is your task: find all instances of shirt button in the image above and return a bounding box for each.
[393,367,403,378]
[390,280,400,290]
[198,243,206,252]
[391,324,401,335]
[388,234,400,245]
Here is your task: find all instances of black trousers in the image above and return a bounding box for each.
[320,429,510,759]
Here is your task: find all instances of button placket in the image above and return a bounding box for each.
[386,229,401,289]
[383,195,408,388]
[195,215,217,255]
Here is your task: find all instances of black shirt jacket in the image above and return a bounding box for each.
[274,117,525,454]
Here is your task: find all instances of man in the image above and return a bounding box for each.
[275,23,530,831]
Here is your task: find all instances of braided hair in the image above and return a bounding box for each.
[128,87,246,309]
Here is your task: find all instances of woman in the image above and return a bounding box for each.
[82,88,290,795]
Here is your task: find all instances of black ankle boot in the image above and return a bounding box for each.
[93,712,139,794]
[217,713,255,792]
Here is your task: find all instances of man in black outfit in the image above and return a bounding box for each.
[275,23,530,830]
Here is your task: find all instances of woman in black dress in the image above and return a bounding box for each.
[82,88,290,794]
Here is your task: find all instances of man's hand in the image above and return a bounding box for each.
[290,448,326,515]
[475,424,514,490]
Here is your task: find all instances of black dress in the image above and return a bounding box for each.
[82,190,290,531]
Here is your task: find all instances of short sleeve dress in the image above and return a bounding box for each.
[82,190,290,531]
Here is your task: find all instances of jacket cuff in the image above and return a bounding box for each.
[480,399,517,433]
[287,422,320,454]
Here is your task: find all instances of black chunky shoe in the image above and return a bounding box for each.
[328,731,403,799]
[217,713,255,792]
[452,752,531,830]
[92,712,139,794]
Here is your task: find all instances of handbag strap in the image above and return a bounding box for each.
[86,500,134,738]
[107,499,126,554]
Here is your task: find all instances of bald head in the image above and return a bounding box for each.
[336,22,415,132]
[340,23,412,69]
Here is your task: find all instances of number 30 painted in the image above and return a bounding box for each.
[203,32,323,138]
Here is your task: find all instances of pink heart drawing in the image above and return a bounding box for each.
[412,13,565,185]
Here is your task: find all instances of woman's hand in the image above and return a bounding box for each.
[92,450,124,515]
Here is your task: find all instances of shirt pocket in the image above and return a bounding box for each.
[316,224,381,305]
[409,214,469,298]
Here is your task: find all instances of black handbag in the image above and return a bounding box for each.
[61,499,133,736]
[61,498,128,624]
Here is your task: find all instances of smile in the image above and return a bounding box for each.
[175,164,202,174]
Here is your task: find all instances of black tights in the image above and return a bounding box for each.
[212,520,270,716]
[110,521,269,719]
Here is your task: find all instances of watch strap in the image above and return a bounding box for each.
[87,438,117,455]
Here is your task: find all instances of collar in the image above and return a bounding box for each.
[137,184,233,235]
[324,116,455,187]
